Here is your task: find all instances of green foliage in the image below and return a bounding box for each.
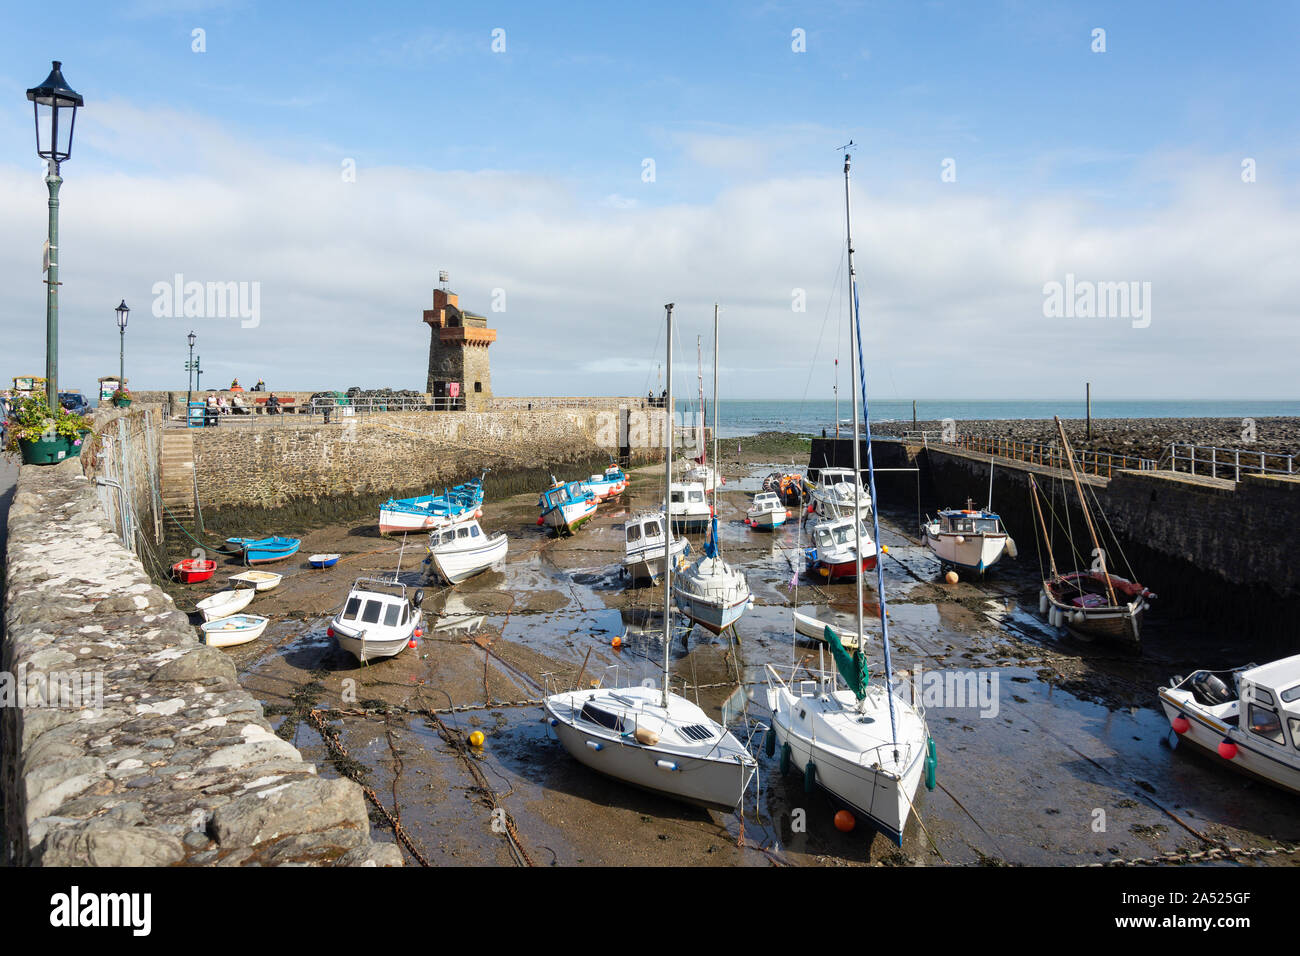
[3,392,93,454]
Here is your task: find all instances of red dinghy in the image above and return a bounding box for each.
[172,558,216,584]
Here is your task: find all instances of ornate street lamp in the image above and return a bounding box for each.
[115,300,129,401]
[27,61,83,410]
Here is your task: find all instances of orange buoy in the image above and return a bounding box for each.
[611,635,622,648]
[834,810,856,832]
[944,570,959,584]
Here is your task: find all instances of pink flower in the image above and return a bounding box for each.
[73,439,82,446]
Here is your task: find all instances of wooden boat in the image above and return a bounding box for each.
[308,553,341,569]
[1028,419,1153,650]
[196,587,255,623]
[745,491,789,530]
[229,570,282,591]
[425,520,509,584]
[172,558,216,584]
[1159,656,1300,797]
[329,577,424,663]
[543,302,758,812]
[537,480,598,535]
[766,151,931,846]
[200,613,269,648]
[243,536,300,565]
[793,610,865,651]
[922,499,1015,576]
[624,510,690,585]
[378,474,485,536]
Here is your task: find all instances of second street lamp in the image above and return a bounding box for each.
[115,300,129,404]
[186,330,197,418]
[27,60,83,410]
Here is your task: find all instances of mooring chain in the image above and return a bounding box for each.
[305,708,431,867]
[1082,842,1299,867]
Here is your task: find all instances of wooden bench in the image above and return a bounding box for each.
[252,397,298,415]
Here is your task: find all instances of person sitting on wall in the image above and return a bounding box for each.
[267,392,281,415]
[217,394,229,415]
[230,392,248,414]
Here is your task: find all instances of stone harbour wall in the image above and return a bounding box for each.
[191,407,667,511]
[1,458,401,866]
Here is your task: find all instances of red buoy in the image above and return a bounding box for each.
[1218,739,1238,760]
[833,810,855,832]
[408,638,417,649]
[414,627,423,639]
[1171,715,1190,735]
[536,516,545,526]
[326,626,334,638]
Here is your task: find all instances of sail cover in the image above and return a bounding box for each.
[824,625,867,701]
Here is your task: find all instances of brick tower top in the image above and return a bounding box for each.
[424,283,495,409]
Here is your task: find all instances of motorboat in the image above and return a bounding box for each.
[378,473,485,536]
[922,500,1015,576]
[623,510,690,585]
[579,465,629,501]
[809,466,872,521]
[328,577,425,663]
[425,519,509,584]
[537,479,598,535]
[668,481,711,533]
[805,514,877,580]
[745,491,789,530]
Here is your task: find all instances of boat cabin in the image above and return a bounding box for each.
[935,509,1003,535]
[669,483,707,507]
[337,578,422,633]
[752,491,783,510]
[813,518,872,552]
[539,481,588,511]
[430,521,486,549]
[626,512,666,547]
[813,467,863,489]
[1237,656,1300,751]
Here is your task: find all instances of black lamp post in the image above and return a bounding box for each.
[186,330,197,415]
[115,300,129,402]
[27,61,83,410]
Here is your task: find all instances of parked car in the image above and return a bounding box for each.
[58,392,91,414]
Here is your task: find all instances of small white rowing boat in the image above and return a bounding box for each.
[793,610,867,651]
[229,570,283,592]
[201,613,270,648]
[196,588,255,623]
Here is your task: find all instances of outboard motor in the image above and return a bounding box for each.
[412,588,424,609]
[1191,671,1234,705]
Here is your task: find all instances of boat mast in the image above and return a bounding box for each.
[1053,416,1117,607]
[1028,475,1059,578]
[663,303,675,708]
[711,303,720,557]
[697,335,705,466]
[845,151,899,754]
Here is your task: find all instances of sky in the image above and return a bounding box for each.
[1,0,1297,401]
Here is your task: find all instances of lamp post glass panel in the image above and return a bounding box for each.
[115,300,129,400]
[26,61,83,410]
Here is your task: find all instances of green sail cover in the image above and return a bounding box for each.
[824,625,867,701]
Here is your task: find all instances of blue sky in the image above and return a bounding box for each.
[1,1,1297,400]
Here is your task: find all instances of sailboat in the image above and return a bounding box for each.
[673,304,754,636]
[543,303,759,811]
[765,151,933,845]
[682,335,722,492]
[1029,417,1154,650]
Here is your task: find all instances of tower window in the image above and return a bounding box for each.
[474,382,482,393]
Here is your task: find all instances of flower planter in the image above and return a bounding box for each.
[18,435,83,465]
[113,397,133,408]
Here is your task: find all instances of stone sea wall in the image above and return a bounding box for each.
[1,458,400,866]
[191,407,667,512]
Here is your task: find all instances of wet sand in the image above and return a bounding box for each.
[175,451,1300,867]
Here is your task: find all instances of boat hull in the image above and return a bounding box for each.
[379,505,479,537]
[1159,690,1300,797]
[172,560,216,584]
[545,696,756,811]
[624,536,689,585]
[542,498,598,535]
[197,588,256,623]
[672,589,751,634]
[1042,583,1145,650]
[746,509,787,530]
[229,571,282,591]
[924,531,1008,575]
[431,534,509,584]
[200,614,269,648]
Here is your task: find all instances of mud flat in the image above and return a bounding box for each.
[174,451,1300,867]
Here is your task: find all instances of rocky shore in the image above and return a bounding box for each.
[870,417,1300,464]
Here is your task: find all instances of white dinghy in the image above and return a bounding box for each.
[229,570,282,592]
[544,302,759,812]
[425,519,508,585]
[201,613,269,648]
[196,587,255,623]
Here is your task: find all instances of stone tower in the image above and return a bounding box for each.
[423,282,496,412]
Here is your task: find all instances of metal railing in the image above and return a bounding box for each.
[912,433,1157,477]
[1161,442,1297,481]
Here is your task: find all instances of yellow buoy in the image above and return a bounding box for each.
[881,545,889,554]
[944,570,959,585]
[469,730,485,748]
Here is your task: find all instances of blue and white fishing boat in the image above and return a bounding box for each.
[378,472,486,537]
[766,152,933,846]
[578,464,628,501]
[242,536,301,565]
[537,479,598,535]
[922,499,1016,576]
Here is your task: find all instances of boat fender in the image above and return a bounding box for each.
[655,759,679,771]
[548,717,558,727]
[1047,606,1059,627]
[413,589,424,608]
[1006,537,1018,559]
[1171,714,1190,735]
[1039,591,1049,615]
[586,740,603,752]
[804,761,817,793]
[1218,738,1238,760]
[954,535,965,545]
[764,726,776,758]
[925,737,937,791]
[1071,611,1084,625]
[634,727,660,746]
[780,741,791,775]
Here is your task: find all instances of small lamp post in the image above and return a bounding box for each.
[27,61,83,410]
[186,330,197,417]
[114,300,129,403]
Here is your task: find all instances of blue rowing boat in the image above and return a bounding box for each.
[243,536,301,565]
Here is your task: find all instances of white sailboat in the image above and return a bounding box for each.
[766,151,933,845]
[544,302,759,811]
[673,304,754,636]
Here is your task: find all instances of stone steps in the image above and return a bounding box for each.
[160,431,196,524]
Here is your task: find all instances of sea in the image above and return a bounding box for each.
[674,399,1300,439]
